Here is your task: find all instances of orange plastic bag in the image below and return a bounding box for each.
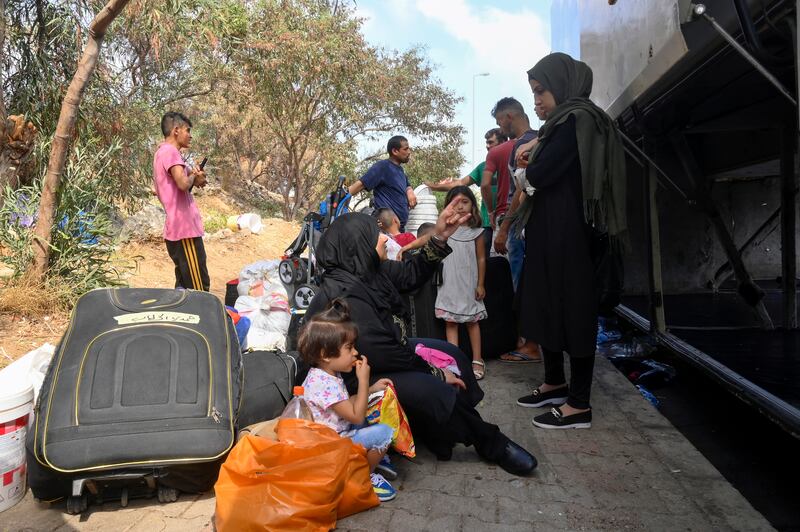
[214,418,379,532]
[365,384,416,457]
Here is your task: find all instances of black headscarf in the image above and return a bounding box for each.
[316,212,406,316]
[527,52,592,105]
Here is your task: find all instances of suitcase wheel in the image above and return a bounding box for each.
[158,486,179,503]
[66,494,88,515]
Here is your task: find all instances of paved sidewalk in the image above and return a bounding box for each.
[1,356,774,531]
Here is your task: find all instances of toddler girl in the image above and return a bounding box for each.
[299,299,397,502]
[434,186,487,380]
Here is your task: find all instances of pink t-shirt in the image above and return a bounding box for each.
[153,142,204,241]
[301,367,351,433]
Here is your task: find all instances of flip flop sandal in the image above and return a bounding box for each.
[499,351,542,364]
[472,360,486,380]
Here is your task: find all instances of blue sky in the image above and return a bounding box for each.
[354,0,553,175]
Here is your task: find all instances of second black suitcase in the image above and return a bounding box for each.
[238,349,300,427]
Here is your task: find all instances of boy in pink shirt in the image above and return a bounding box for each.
[153,112,209,291]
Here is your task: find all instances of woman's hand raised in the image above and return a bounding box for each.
[434,197,472,241]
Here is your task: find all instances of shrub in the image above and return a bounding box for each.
[0,136,136,308]
[203,209,229,233]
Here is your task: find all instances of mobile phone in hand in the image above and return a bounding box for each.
[189,157,207,193]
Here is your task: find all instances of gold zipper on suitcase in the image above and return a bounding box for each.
[33,289,83,469]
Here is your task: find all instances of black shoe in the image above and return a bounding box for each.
[532,407,592,429]
[496,440,537,476]
[425,439,453,461]
[516,386,569,408]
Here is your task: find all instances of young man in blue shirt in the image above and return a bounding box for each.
[349,136,417,231]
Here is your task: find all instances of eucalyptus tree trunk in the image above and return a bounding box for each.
[31,0,131,280]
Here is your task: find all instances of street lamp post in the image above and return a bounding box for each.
[472,72,490,166]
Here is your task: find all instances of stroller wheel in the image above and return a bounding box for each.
[279,259,297,285]
[295,259,308,283]
[294,283,317,309]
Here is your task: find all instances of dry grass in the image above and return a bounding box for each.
[0,274,73,316]
[0,277,71,368]
[197,194,239,216]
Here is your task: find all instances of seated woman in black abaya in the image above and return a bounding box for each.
[305,201,537,476]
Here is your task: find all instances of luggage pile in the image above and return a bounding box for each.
[232,259,292,352]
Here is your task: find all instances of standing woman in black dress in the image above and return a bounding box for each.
[512,53,627,429]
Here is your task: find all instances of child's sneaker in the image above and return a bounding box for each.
[370,473,397,502]
[375,454,398,480]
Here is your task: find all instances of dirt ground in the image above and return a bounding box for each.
[0,195,299,368]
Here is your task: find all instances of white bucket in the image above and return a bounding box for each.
[406,184,440,234]
[237,213,263,234]
[0,360,34,512]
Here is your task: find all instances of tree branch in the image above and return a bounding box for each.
[159,85,215,106]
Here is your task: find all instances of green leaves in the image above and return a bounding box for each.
[209,0,464,218]
[0,132,134,303]
[4,0,465,229]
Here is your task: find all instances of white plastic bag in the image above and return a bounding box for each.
[235,294,291,351]
[235,259,291,350]
[239,259,282,283]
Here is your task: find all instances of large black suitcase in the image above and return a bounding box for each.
[459,256,518,359]
[238,349,300,428]
[27,288,242,511]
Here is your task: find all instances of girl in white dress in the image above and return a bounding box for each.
[434,186,488,380]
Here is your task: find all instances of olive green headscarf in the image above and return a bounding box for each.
[514,52,627,249]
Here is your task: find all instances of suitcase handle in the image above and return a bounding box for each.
[109,288,189,312]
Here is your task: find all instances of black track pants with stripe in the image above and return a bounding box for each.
[165,237,210,291]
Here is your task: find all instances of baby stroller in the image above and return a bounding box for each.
[279,176,360,310]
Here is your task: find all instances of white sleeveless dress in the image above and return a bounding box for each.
[434,226,487,323]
